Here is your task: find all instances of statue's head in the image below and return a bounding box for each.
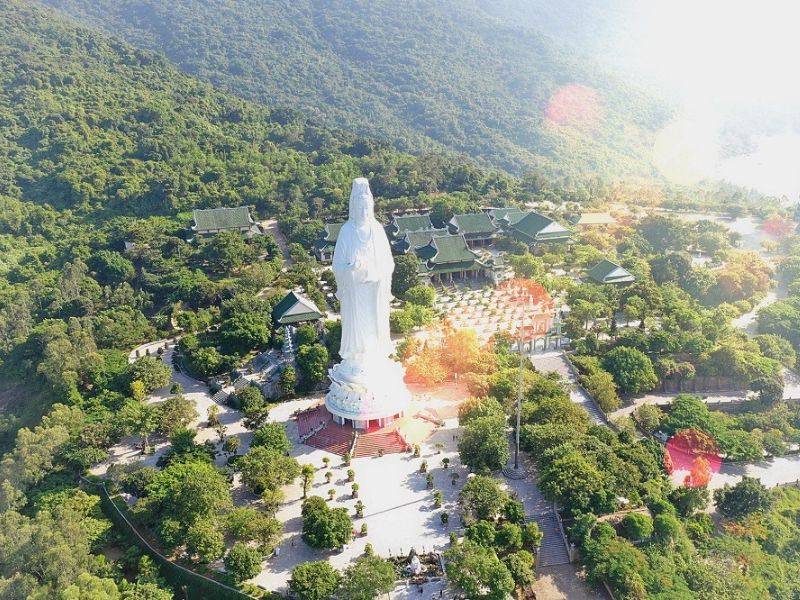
[349,177,375,226]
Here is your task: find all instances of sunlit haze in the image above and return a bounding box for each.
[613,1,800,195]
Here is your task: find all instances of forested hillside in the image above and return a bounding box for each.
[0,0,519,440]
[40,0,670,181]
[0,2,528,594]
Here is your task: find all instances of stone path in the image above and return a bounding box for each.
[260,218,292,266]
[502,441,603,599]
[530,352,606,426]
[107,342,603,598]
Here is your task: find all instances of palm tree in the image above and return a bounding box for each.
[301,464,315,499]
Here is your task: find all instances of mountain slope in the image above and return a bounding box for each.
[0,0,519,443]
[0,0,516,220]
[39,0,670,180]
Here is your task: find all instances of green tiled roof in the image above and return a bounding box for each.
[322,222,344,242]
[587,259,635,284]
[396,229,448,253]
[391,214,434,236]
[271,291,324,324]
[449,213,497,236]
[572,212,616,226]
[508,212,571,244]
[313,222,344,253]
[193,207,253,231]
[488,207,526,225]
[415,234,485,274]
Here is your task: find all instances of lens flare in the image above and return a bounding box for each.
[544,84,602,130]
[653,115,718,185]
[664,428,722,487]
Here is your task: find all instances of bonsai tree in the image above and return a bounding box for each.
[301,464,315,499]
[355,500,365,519]
[322,456,331,468]
[413,444,421,457]
[442,457,450,469]
[420,460,428,473]
[328,488,336,501]
[441,512,449,527]
[352,483,360,498]
[223,436,241,455]
[207,405,220,427]
[435,443,445,454]
[344,451,351,466]
[433,491,443,508]
[325,471,333,484]
[426,473,434,489]
[347,469,355,482]
[361,523,368,536]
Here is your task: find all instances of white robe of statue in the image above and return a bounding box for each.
[325,178,411,425]
[333,178,394,367]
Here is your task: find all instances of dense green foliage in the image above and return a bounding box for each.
[43,0,669,183]
[289,561,341,600]
[300,496,352,549]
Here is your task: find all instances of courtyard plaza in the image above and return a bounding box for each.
[254,382,469,592]
[94,337,608,599]
[424,284,564,351]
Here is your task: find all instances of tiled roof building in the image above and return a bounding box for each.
[271,291,324,325]
[192,207,260,237]
[504,212,572,248]
[587,259,635,284]
[447,213,498,246]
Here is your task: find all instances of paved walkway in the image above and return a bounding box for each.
[109,343,607,598]
[93,339,256,475]
[530,352,606,425]
[260,218,292,266]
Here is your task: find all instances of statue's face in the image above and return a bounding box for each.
[354,193,373,226]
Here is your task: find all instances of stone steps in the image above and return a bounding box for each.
[353,429,409,458]
[531,512,571,567]
[303,424,354,456]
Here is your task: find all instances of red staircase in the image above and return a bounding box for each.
[353,428,410,458]
[297,405,411,457]
[297,403,329,437]
[303,422,355,456]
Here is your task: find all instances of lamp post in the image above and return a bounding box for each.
[514,308,525,471]
[500,278,542,479]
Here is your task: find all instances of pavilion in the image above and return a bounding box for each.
[414,233,491,283]
[271,291,324,326]
[587,259,636,285]
[502,211,572,250]
[487,207,526,227]
[389,214,437,239]
[447,213,498,247]
[312,222,343,263]
[190,207,261,238]
[571,212,616,228]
